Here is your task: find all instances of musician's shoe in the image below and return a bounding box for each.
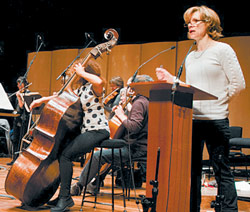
[7,159,15,166]
[6,160,14,166]
[70,182,100,196]
[47,197,59,206]
[70,183,82,196]
[86,181,100,196]
[50,196,74,212]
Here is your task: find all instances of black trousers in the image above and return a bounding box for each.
[190,118,238,212]
[12,117,29,160]
[58,129,110,198]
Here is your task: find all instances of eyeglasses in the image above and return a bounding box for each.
[184,19,206,28]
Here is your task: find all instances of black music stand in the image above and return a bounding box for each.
[22,92,43,114]
[19,93,43,150]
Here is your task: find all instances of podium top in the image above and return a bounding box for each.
[130,81,217,101]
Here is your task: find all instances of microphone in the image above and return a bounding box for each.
[56,34,95,81]
[176,41,195,80]
[172,41,195,91]
[38,35,46,47]
[85,33,97,45]
[130,45,176,83]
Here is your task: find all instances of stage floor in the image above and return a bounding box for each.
[0,157,250,212]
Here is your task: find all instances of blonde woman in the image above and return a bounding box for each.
[156,5,245,212]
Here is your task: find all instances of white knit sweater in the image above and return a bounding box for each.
[185,42,245,120]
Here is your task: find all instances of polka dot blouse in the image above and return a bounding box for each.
[78,83,110,133]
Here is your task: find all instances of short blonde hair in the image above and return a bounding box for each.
[184,5,223,40]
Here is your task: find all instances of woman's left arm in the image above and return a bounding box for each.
[221,44,246,99]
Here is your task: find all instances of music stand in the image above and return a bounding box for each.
[0,83,14,113]
[19,92,43,151]
[22,92,43,114]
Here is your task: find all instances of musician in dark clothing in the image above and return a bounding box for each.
[71,74,153,196]
[7,76,30,165]
[103,76,124,120]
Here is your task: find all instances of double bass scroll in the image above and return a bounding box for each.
[59,28,119,95]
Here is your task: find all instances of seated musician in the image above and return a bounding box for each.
[70,74,153,196]
[103,76,124,120]
[0,119,11,156]
[76,84,133,194]
[30,59,110,212]
[7,76,31,165]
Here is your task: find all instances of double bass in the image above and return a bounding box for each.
[5,29,119,207]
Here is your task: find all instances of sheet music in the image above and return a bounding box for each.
[0,83,14,112]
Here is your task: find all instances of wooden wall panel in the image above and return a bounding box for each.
[140,42,177,81]
[27,36,250,141]
[105,44,141,93]
[27,51,52,97]
[221,37,250,156]
[50,49,79,94]
[221,37,250,137]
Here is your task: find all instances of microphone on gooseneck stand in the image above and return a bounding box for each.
[85,33,97,45]
[172,41,196,91]
[38,35,46,47]
[130,45,176,84]
[56,33,96,81]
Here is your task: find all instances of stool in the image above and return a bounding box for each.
[80,139,127,212]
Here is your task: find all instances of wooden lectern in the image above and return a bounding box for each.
[130,81,217,212]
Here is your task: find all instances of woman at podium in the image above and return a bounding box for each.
[156,5,245,212]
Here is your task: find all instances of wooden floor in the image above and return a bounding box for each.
[0,157,250,212]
